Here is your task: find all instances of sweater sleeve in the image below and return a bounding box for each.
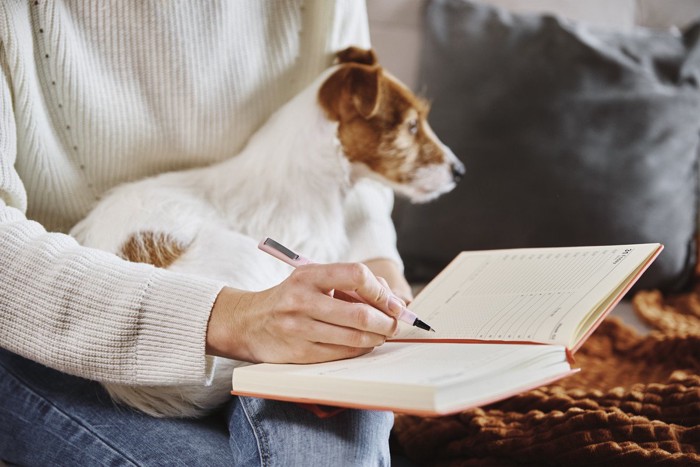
[343,180,404,270]
[0,50,227,385]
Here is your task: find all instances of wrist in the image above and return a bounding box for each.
[206,286,256,361]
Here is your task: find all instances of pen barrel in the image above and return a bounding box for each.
[398,307,418,325]
[295,256,313,266]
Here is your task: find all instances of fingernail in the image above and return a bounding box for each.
[388,294,405,315]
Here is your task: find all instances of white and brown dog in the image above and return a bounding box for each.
[70,47,464,418]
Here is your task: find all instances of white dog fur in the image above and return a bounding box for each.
[70,48,464,418]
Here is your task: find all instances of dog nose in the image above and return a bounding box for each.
[451,161,465,183]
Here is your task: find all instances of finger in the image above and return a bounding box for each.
[377,275,410,308]
[309,294,397,337]
[295,264,404,319]
[296,343,374,364]
[363,258,414,304]
[306,319,387,348]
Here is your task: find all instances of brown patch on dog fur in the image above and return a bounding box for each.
[120,231,188,268]
[318,51,445,185]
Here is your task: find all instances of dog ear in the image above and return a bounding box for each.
[336,47,378,66]
[319,65,382,121]
[349,66,381,119]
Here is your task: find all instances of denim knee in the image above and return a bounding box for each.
[229,396,393,466]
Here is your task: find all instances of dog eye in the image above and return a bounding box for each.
[407,119,419,135]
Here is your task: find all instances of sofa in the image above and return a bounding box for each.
[370,1,700,465]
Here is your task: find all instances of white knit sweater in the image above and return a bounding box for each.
[0,1,401,385]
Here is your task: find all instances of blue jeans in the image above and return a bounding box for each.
[0,349,393,466]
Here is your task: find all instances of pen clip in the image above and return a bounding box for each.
[258,237,313,267]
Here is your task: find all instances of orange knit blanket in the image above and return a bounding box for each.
[390,285,700,466]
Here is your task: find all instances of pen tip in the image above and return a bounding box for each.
[413,318,436,333]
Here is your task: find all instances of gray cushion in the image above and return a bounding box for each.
[395,0,700,291]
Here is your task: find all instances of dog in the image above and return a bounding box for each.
[70,47,465,418]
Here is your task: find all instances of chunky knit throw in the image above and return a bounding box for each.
[391,283,700,466]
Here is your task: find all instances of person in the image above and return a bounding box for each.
[0,1,413,465]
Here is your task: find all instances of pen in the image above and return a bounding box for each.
[258,237,436,332]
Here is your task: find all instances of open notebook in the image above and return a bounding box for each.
[231,243,662,416]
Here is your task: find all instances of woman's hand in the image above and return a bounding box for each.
[206,263,404,364]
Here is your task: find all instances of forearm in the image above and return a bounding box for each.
[0,202,226,385]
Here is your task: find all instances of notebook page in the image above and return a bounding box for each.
[232,343,571,414]
[395,244,659,346]
[284,343,561,384]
